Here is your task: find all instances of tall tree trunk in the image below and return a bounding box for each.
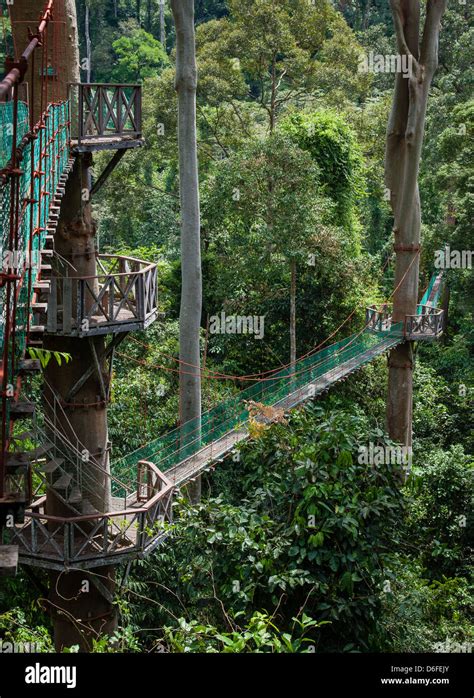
[146,0,152,32]
[385,0,447,448]
[290,259,297,375]
[85,3,92,82]
[269,54,277,132]
[171,0,202,504]
[160,0,166,49]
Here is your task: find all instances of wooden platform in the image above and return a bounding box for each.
[10,465,174,571]
[71,136,144,153]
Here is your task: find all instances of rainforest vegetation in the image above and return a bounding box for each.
[0,0,472,654]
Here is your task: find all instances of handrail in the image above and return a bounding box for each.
[69,83,141,89]
[24,482,174,524]
[0,1,55,99]
[60,254,156,281]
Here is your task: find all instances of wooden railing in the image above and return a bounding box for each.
[9,463,174,569]
[69,83,142,143]
[405,305,444,339]
[366,302,444,341]
[365,304,392,332]
[47,254,158,337]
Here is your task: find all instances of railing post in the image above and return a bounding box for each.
[103,517,108,553]
[31,519,37,553]
[115,87,121,134]
[109,277,115,322]
[135,86,142,138]
[137,271,144,321]
[98,86,104,137]
[78,85,84,144]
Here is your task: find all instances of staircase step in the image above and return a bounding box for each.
[53,472,73,490]
[18,359,41,374]
[81,499,99,515]
[38,458,64,474]
[6,443,53,466]
[32,303,48,313]
[33,281,50,292]
[30,325,45,334]
[9,402,35,420]
[68,487,82,504]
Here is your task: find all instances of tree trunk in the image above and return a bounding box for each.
[146,0,152,32]
[269,54,277,132]
[385,0,447,448]
[160,0,166,49]
[290,259,297,375]
[171,0,202,504]
[85,3,92,82]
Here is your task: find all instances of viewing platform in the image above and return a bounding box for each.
[365,303,445,341]
[8,460,174,571]
[68,83,143,153]
[39,254,158,338]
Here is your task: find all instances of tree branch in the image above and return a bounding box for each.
[420,0,447,77]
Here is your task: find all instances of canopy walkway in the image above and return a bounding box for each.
[0,2,446,574]
[112,274,444,492]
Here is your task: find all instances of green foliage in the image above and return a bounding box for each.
[376,558,473,652]
[0,608,53,652]
[405,446,473,578]
[281,110,366,242]
[27,348,72,369]
[201,130,372,371]
[162,612,325,653]
[111,28,169,82]
[127,402,405,652]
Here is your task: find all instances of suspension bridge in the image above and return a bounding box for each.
[0,3,445,577]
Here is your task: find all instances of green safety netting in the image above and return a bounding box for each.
[0,101,29,169]
[1,101,69,412]
[112,323,404,494]
[418,270,443,311]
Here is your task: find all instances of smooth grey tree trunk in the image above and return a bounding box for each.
[160,0,166,49]
[290,259,296,375]
[85,3,92,82]
[385,0,447,448]
[171,0,202,503]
